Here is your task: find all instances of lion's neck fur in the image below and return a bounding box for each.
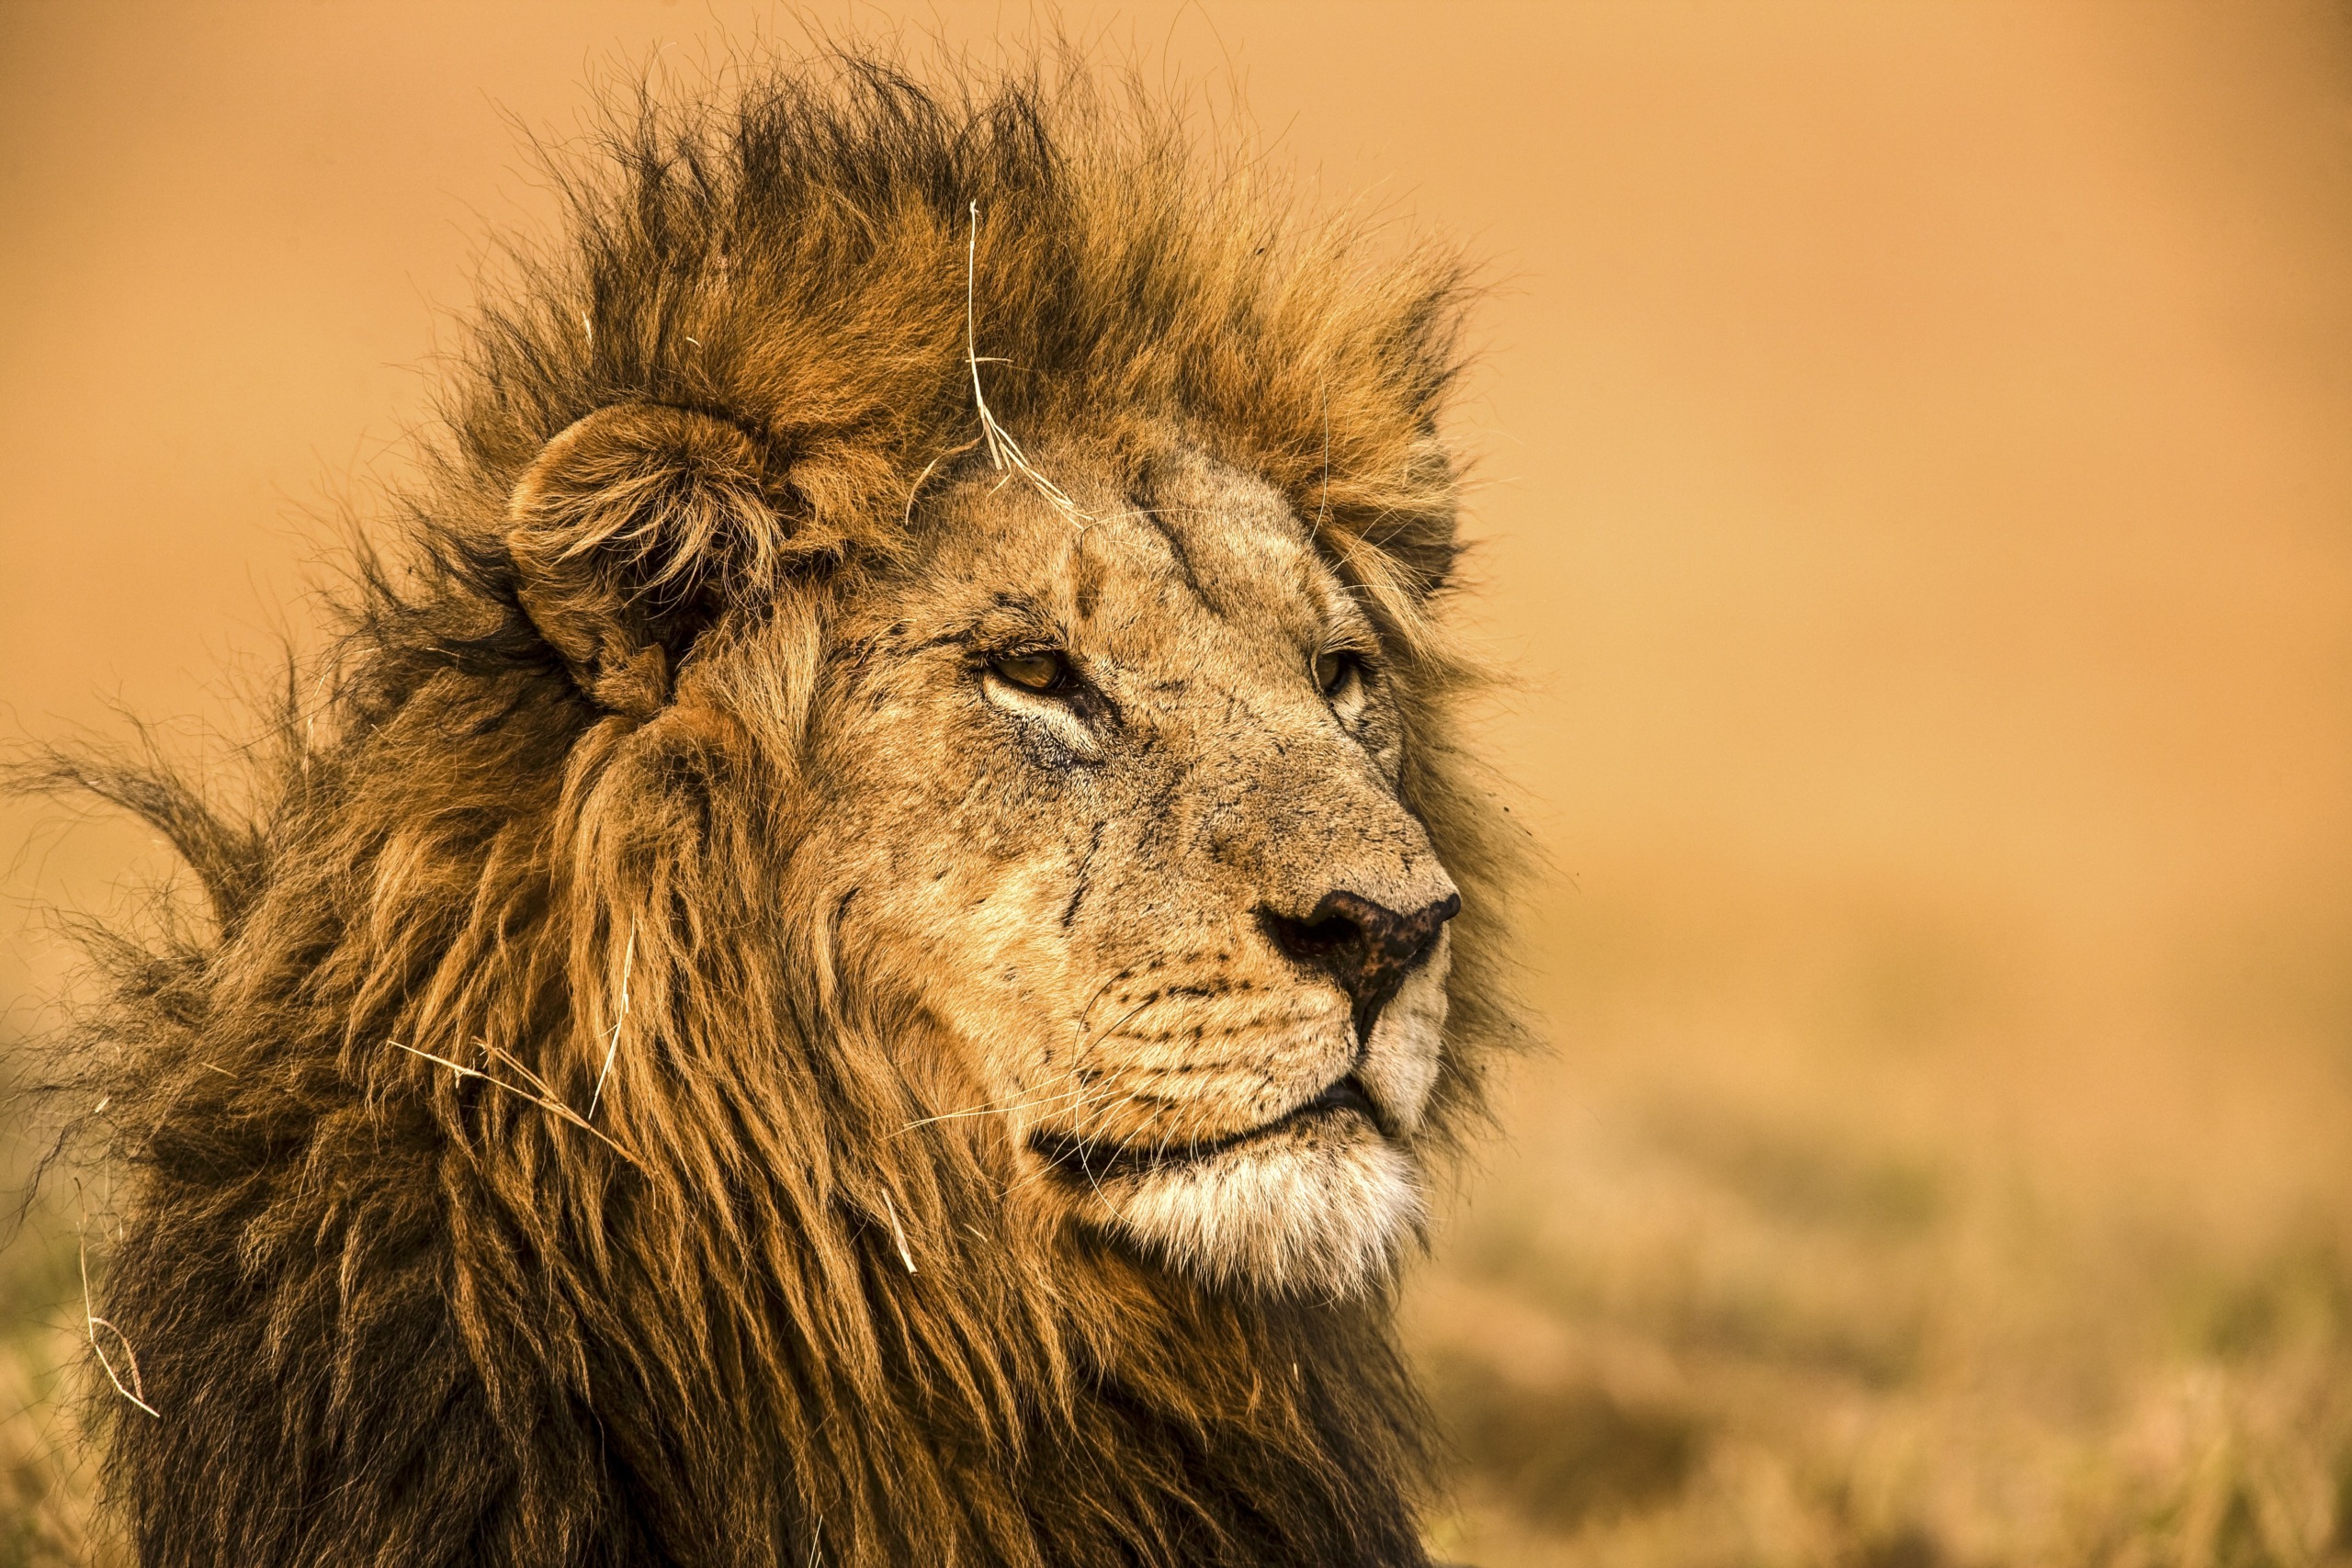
[74,664,1436,1568]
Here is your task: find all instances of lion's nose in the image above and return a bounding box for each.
[1260,889,1461,1028]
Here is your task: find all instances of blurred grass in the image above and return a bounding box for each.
[0,1054,107,1568]
[9,883,2346,1568]
[1406,876,2352,1568]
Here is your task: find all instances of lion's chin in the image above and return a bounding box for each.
[1075,1119,1423,1299]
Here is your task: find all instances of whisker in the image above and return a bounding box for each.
[893,1080,1096,1136]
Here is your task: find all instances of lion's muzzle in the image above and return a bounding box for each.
[1259,888,1461,1045]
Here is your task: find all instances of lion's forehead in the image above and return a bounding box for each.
[1116,449,1325,620]
[938,445,1344,677]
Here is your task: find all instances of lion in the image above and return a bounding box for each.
[28,49,1519,1568]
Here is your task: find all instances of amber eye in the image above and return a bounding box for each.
[1316,649,1358,695]
[989,649,1070,694]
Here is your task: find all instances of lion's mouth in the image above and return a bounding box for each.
[1029,1075,1389,1186]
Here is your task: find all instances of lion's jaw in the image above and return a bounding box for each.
[1062,929,1453,1295]
[805,434,1457,1299]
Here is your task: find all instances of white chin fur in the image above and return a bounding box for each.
[1091,1124,1423,1299]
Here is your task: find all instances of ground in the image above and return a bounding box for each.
[1408,867,2352,1567]
[9,865,2352,1565]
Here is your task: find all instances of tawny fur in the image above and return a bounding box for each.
[21,48,1520,1568]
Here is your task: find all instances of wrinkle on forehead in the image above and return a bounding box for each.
[1118,449,1326,634]
[915,441,1363,675]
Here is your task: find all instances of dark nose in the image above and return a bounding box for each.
[1260,889,1461,1037]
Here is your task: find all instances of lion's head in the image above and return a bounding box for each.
[48,52,1520,1568]
[508,403,1467,1300]
[797,432,1459,1295]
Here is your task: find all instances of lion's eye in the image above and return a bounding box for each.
[989,649,1071,694]
[1316,650,1358,695]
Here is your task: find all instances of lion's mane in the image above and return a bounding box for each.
[28,48,1518,1568]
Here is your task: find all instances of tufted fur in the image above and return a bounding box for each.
[24,47,1519,1568]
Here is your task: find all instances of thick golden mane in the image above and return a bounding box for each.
[27,47,1518,1568]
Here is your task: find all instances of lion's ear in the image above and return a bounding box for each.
[505,403,800,718]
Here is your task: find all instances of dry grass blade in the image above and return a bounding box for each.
[79,1224,158,1419]
[588,916,636,1121]
[878,1190,917,1275]
[901,438,980,531]
[1315,379,1331,534]
[964,200,1091,527]
[390,1041,644,1168]
[477,1038,554,1097]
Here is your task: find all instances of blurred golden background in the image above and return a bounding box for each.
[5,4,2351,1563]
